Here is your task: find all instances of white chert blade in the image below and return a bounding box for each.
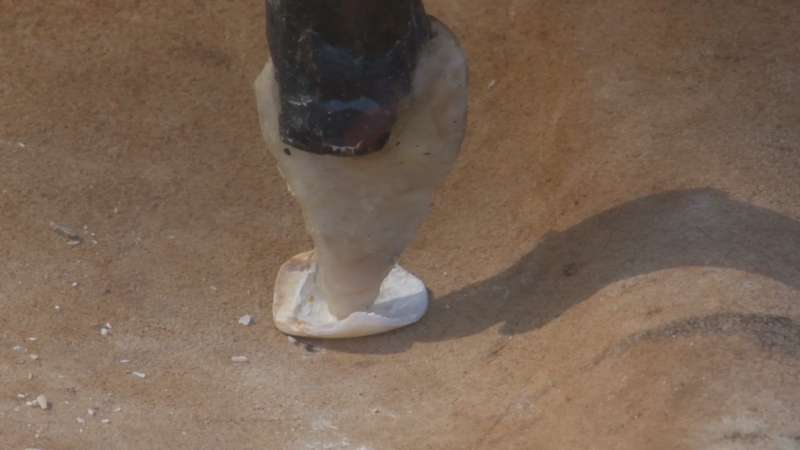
[256,18,466,338]
[272,251,428,338]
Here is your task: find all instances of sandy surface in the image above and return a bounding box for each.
[2,1,800,449]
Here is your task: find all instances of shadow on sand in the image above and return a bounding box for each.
[321,188,800,354]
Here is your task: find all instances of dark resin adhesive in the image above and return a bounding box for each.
[266,0,432,156]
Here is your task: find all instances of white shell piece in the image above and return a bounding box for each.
[272,251,428,338]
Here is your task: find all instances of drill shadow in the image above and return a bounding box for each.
[323,188,800,354]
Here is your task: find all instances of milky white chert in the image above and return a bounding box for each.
[255,19,468,338]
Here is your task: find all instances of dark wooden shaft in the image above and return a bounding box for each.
[266,0,431,156]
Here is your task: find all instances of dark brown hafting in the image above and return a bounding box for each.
[266,0,432,156]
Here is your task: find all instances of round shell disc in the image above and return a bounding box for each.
[272,251,429,338]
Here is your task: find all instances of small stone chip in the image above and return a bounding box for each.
[49,221,78,239]
[36,395,48,409]
[101,419,111,424]
[120,359,130,363]
[231,356,248,363]
[114,407,122,412]
[132,372,146,378]
[17,393,27,399]
[77,417,85,424]
[287,336,298,344]
[100,328,109,336]
[88,408,96,416]
[238,315,251,326]
[30,354,39,360]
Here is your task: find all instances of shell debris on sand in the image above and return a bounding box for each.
[238,314,252,326]
[101,419,111,424]
[231,356,248,363]
[36,395,48,409]
[132,372,146,378]
[49,221,82,244]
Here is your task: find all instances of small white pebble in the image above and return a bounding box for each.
[238,315,251,326]
[28,372,33,380]
[120,359,130,363]
[88,408,96,416]
[55,305,60,310]
[17,393,27,399]
[133,372,146,378]
[77,417,85,424]
[100,328,109,336]
[26,400,38,407]
[13,345,22,351]
[30,354,39,360]
[114,407,122,412]
[488,79,497,89]
[287,336,298,344]
[28,337,37,341]
[72,282,78,287]
[101,419,110,424]
[210,285,218,291]
[36,395,48,409]
[105,322,112,329]
[231,356,248,363]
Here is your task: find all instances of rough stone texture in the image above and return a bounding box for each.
[1,1,799,449]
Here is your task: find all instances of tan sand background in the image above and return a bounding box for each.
[2,0,800,448]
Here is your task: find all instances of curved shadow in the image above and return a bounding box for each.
[322,188,800,354]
